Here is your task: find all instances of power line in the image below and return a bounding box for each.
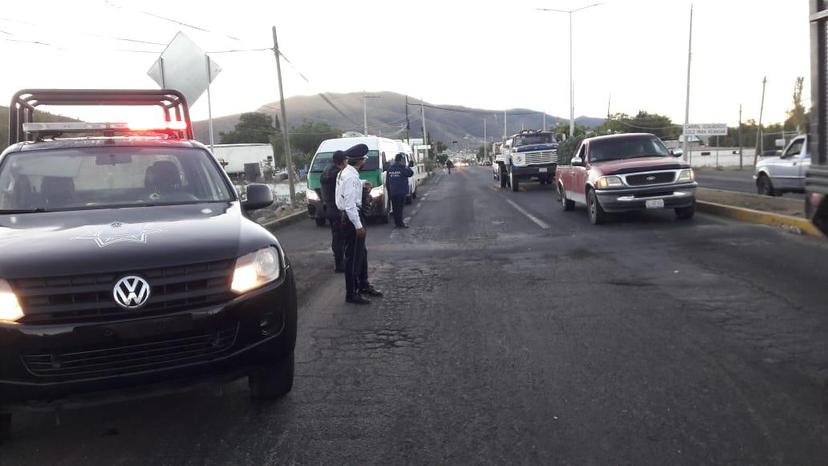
[103,0,243,42]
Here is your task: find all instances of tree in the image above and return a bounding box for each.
[220,113,277,144]
[289,120,340,156]
[600,111,680,140]
[433,140,447,154]
[786,76,808,133]
[477,145,486,160]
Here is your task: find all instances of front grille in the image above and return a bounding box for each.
[21,324,238,380]
[13,260,235,325]
[523,151,557,165]
[625,171,676,186]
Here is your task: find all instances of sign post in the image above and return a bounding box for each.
[682,123,728,166]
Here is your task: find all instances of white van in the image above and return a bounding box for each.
[307,136,398,224]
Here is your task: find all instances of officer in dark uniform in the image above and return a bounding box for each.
[386,153,414,228]
[320,150,347,272]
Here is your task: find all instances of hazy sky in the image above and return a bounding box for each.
[0,0,810,128]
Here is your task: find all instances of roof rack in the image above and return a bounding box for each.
[8,89,193,145]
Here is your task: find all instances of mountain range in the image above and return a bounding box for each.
[192,91,605,147]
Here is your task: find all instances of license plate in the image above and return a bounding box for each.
[538,167,548,173]
[645,199,665,209]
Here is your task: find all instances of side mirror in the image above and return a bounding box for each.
[242,184,273,211]
[671,148,684,158]
[408,160,415,168]
[571,157,585,167]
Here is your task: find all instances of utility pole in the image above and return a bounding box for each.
[738,104,743,170]
[754,76,767,167]
[542,112,546,131]
[405,95,411,144]
[483,118,487,161]
[272,26,294,206]
[421,99,429,161]
[682,4,694,164]
[206,54,215,151]
[503,109,507,139]
[607,93,611,121]
[362,93,380,135]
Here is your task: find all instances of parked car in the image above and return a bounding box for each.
[755,135,810,196]
[556,133,697,224]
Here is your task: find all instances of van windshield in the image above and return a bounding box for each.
[0,147,234,213]
[310,150,380,172]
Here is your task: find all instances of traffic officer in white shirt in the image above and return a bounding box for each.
[335,144,383,305]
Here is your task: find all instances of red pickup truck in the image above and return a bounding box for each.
[556,133,697,224]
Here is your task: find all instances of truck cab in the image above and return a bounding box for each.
[755,135,810,196]
[556,133,697,224]
[493,130,559,192]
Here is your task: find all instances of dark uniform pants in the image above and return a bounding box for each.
[391,195,405,226]
[342,218,369,298]
[327,208,344,267]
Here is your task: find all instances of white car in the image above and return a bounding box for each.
[754,135,810,196]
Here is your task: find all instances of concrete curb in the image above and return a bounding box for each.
[697,200,824,238]
[260,210,309,231]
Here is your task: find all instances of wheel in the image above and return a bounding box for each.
[587,189,608,225]
[559,183,575,211]
[314,217,326,227]
[249,352,295,400]
[756,175,777,196]
[405,194,412,205]
[0,412,11,444]
[412,190,417,200]
[510,169,520,192]
[675,202,696,220]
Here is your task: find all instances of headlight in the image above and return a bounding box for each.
[306,189,319,201]
[595,176,624,189]
[231,247,281,294]
[513,154,525,165]
[677,169,695,182]
[370,186,384,198]
[0,279,23,323]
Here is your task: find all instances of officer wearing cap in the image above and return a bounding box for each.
[386,153,414,228]
[320,150,347,272]
[335,144,383,305]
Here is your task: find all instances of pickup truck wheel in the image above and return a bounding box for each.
[405,194,412,205]
[314,217,326,227]
[756,175,778,196]
[587,189,607,225]
[249,352,294,401]
[675,202,696,220]
[510,169,520,192]
[559,184,575,211]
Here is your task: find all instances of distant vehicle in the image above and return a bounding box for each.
[556,133,696,224]
[0,90,298,438]
[306,136,396,226]
[482,160,492,166]
[211,143,273,177]
[754,135,809,196]
[493,130,559,191]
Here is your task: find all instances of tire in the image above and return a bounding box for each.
[510,169,520,192]
[675,202,696,220]
[587,189,608,225]
[249,352,295,401]
[314,217,326,227]
[756,175,777,196]
[405,194,412,205]
[412,190,417,200]
[559,183,575,211]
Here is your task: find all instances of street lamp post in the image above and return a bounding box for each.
[537,3,601,139]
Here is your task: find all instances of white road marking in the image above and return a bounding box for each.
[504,199,551,230]
[403,216,411,224]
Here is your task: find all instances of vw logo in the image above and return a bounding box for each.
[113,276,151,309]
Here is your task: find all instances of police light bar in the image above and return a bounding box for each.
[22,121,188,134]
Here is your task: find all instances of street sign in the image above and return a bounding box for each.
[683,123,728,136]
[147,32,221,106]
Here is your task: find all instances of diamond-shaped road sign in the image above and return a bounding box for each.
[147,32,221,107]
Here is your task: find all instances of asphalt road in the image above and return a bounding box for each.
[5,167,828,464]
[695,168,804,199]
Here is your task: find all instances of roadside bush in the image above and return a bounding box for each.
[557,136,585,165]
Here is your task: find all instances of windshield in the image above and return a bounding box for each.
[0,147,234,212]
[513,133,557,147]
[589,136,670,162]
[310,150,380,172]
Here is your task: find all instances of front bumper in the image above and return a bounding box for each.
[364,194,388,218]
[0,267,297,405]
[510,164,557,178]
[595,183,697,212]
